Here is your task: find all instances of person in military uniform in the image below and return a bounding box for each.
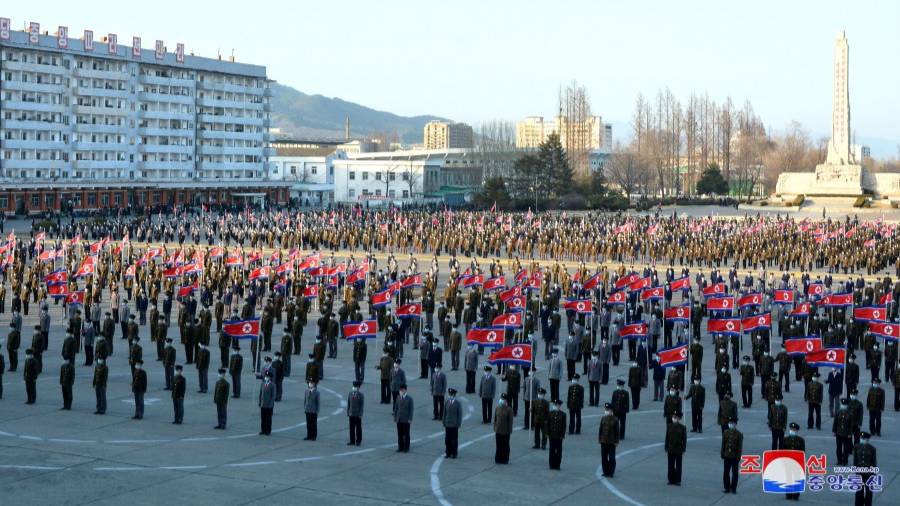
[23,348,37,404]
[628,360,642,409]
[493,393,513,464]
[93,358,108,414]
[6,322,19,372]
[547,399,567,470]
[717,391,737,434]
[663,387,682,427]
[715,367,731,402]
[304,380,320,440]
[783,422,805,501]
[768,394,788,449]
[479,366,497,424]
[893,363,900,412]
[132,359,147,419]
[866,377,884,436]
[739,356,754,408]
[853,431,878,506]
[352,336,367,383]
[846,353,860,393]
[259,372,276,435]
[442,387,462,458]
[685,377,705,432]
[566,373,584,434]
[598,402,620,477]
[172,364,186,424]
[611,379,630,439]
[832,398,853,465]
[163,338,176,390]
[523,371,541,430]
[806,370,824,430]
[464,343,478,394]
[532,387,550,449]
[376,351,393,403]
[431,364,447,420]
[214,368,229,429]
[665,411,687,485]
[393,384,413,452]
[848,388,864,444]
[503,364,521,416]
[59,359,75,410]
[721,417,742,494]
[229,346,243,398]
[196,343,211,393]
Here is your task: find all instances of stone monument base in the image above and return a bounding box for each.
[776,163,875,197]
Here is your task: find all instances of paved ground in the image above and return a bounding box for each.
[0,266,897,506]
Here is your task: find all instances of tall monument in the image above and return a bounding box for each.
[776,31,876,197]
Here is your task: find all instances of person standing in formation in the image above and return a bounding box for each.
[442,388,462,458]
[213,368,229,429]
[347,380,364,446]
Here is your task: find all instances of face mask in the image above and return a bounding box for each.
[618,385,624,390]
[861,438,869,444]
[97,360,105,365]
[631,362,637,368]
[352,386,358,392]
[775,400,782,406]
[550,404,557,411]
[669,390,676,396]
[175,371,181,376]
[727,423,736,429]
[850,395,857,400]
[218,374,225,379]
[605,410,612,416]
[720,369,727,374]
[394,364,399,369]
[308,383,314,389]
[537,393,544,399]
[264,377,271,383]
[788,430,797,436]
[499,399,506,406]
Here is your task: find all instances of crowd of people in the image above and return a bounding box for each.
[0,207,895,504]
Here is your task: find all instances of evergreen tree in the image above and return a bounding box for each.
[474,176,511,209]
[538,133,572,197]
[696,163,730,195]
[510,154,544,199]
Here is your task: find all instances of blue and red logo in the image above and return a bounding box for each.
[762,450,806,494]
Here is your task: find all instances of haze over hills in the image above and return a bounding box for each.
[269,82,449,144]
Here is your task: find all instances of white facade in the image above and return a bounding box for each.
[0,22,273,184]
[515,115,613,153]
[270,153,342,206]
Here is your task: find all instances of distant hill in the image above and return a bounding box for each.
[269,82,448,144]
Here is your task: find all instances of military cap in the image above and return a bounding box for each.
[218,368,226,374]
[616,379,625,386]
[175,365,183,371]
[352,381,362,388]
[448,388,457,395]
[604,402,613,409]
[789,422,800,430]
[860,431,871,439]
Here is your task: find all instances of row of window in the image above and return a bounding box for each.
[347,171,411,181]
[346,189,409,198]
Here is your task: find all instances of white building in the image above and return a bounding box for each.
[515,115,613,153]
[333,148,483,205]
[270,147,344,206]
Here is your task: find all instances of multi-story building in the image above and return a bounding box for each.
[423,120,473,150]
[0,19,287,213]
[270,143,345,207]
[515,115,612,153]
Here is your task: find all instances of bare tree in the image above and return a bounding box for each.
[401,164,421,199]
[606,144,649,199]
[558,81,593,178]
[473,119,521,181]
[762,121,812,190]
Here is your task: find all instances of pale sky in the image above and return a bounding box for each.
[6,0,900,156]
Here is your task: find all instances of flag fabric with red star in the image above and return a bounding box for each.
[488,344,532,367]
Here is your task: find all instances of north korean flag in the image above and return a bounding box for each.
[514,269,529,285]
[74,258,97,278]
[583,272,603,291]
[397,303,422,319]
[146,247,164,260]
[346,268,366,286]
[707,296,735,312]
[303,285,319,299]
[48,283,68,298]
[163,265,181,278]
[125,264,136,278]
[805,347,846,368]
[658,343,688,368]
[44,269,67,285]
[246,251,262,265]
[707,318,741,336]
[664,305,691,323]
[223,318,261,339]
[628,277,652,292]
[488,343,532,367]
[65,290,86,306]
[208,246,225,258]
[89,240,105,255]
[275,262,294,275]
[307,266,324,278]
[615,273,640,290]
[34,231,44,243]
[741,313,771,332]
[462,275,484,289]
[38,250,56,262]
[774,290,795,304]
[563,299,593,314]
[371,289,392,307]
[702,283,727,298]
[467,327,506,348]
[668,276,691,292]
[806,283,825,298]
[640,286,665,301]
[249,265,271,281]
[499,285,522,303]
[738,293,763,309]
[784,336,823,356]
[484,276,506,292]
[822,293,853,307]
[879,292,893,305]
[620,322,648,339]
[506,295,527,312]
[400,274,422,289]
[868,322,900,341]
[492,312,522,328]
[180,262,203,276]
[525,274,541,290]
[386,281,402,294]
[853,306,887,322]
[177,282,199,298]
[225,253,243,267]
[607,291,627,306]
[790,302,811,318]
[343,320,378,340]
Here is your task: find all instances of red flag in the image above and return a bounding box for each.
[821,293,853,307]
[806,284,824,298]
[74,258,97,278]
[737,293,762,309]
[785,336,824,356]
[371,289,392,307]
[466,327,505,347]
[854,306,887,322]
[879,292,893,305]
[606,291,627,305]
[707,318,741,335]
[484,276,506,292]
[461,275,484,288]
[43,270,68,285]
[774,290,794,304]
[506,295,527,312]
[583,272,603,291]
[208,246,225,258]
[396,303,422,319]
[488,343,532,367]
[303,285,319,299]
[805,347,846,368]
[640,286,665,301]
[657,344,688,368]
[225,253,243,267]
[400,274,422,289]
[177,282,199,298]
[619,322,648,339]
[499,285,522,303]
[343,320,378,339]
[707,297,735,312]
[615,273,640,290]
[249,266,271,281]
[346,268,366,285]
[668,277,691,292]
[492,312,522,328]
[628,277,651,292]
[563,299,593,314]
[223,319,260,339]
[702,283,727,297]
[48,284,68,298]
[741,313,771,332]
[65,290,86,306]
[790,302,811,317]
[664,305,691,322]
[868,322,900,341]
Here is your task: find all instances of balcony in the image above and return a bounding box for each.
[74,123,126,134]
[3,60,67,75]
[198,130,264,141]
[138,144,195,155]
[198,145,264,156]
[2,119,67,131]
[73,87,131,99]
[198,80,264,95]
[2,80,66,94]
[138,91,195,105]
[196,97,264,110]
[264,87,273,97]
[137,127,194,138]
[72,141,129,152]
[72,159,128,170]
[73,104,129,116]
[2,139,66,150]
[72,67,130,80]
[2,101,67,113]
[197,114,264,127]
[138,109,194,121]
[139,160,194,171]
[197,161,264,171]
[1,159,68,169]
[139,74,196,87]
